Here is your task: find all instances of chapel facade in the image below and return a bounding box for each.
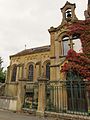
[3,1,90,114]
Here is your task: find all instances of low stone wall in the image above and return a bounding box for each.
[0,96,17,111]
[44,111,90,120]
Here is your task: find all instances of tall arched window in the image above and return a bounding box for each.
[72,34,82,53]
[28,64,34,81]
[46,62,50,80]
[62,34,82,56]
[62,36,70,56]
[11,65,17,82]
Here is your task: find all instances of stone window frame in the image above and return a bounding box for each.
[60,33,82,57]
[62,35,70,56]
[43,60,50,80]
[46,62,50,80]
[28,64,34,81]
[11,64,17,82]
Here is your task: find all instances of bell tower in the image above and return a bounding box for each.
[60,1,78,25]
[84,0,90,19]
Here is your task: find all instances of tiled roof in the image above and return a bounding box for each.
[10,45,50,58]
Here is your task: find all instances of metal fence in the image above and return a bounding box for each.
[45,80,90,115]
[22,79,90,115]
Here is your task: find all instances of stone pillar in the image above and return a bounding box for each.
[16,80,26,111]
[37,77,47,116]
[19,66,22,79]
[16,66,19,81]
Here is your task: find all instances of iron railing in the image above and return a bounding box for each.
[45,80,90,115]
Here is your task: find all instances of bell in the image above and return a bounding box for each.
[66,11,71,17]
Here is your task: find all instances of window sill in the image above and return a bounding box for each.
[6,82,18,85]
[59,55,66,58]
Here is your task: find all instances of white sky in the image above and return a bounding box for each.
[0,0,87,69]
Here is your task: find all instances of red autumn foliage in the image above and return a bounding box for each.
[61,19,90,80]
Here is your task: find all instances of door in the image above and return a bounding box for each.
[66,70,88,112]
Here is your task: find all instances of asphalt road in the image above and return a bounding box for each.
[0,109,53,120]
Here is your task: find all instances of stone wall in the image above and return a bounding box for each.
[0,96,17,111]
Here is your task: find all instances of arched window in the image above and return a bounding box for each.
[62,36,70,56]
[46,62,50,80]
[72,34,82,53]
[62,34,82,56]
[11,65,17,82]
[28,64,34,81]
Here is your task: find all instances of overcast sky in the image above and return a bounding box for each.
[0,0,87,69]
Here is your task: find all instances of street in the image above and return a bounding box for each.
[0,110,53,120]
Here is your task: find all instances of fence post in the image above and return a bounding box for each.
[37,77,47,116]
[86,83,90,114]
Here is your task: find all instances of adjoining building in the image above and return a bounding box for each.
[1,1,90,117]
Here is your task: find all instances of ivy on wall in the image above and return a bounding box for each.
[61,19,90,80]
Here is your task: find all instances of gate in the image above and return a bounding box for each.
[46,76,89,115]
[66,70,88,112]
[23,82,38,110]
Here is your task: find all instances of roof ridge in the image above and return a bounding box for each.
[10,45,50,58]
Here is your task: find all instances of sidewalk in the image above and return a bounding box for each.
[0,109,55,120]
